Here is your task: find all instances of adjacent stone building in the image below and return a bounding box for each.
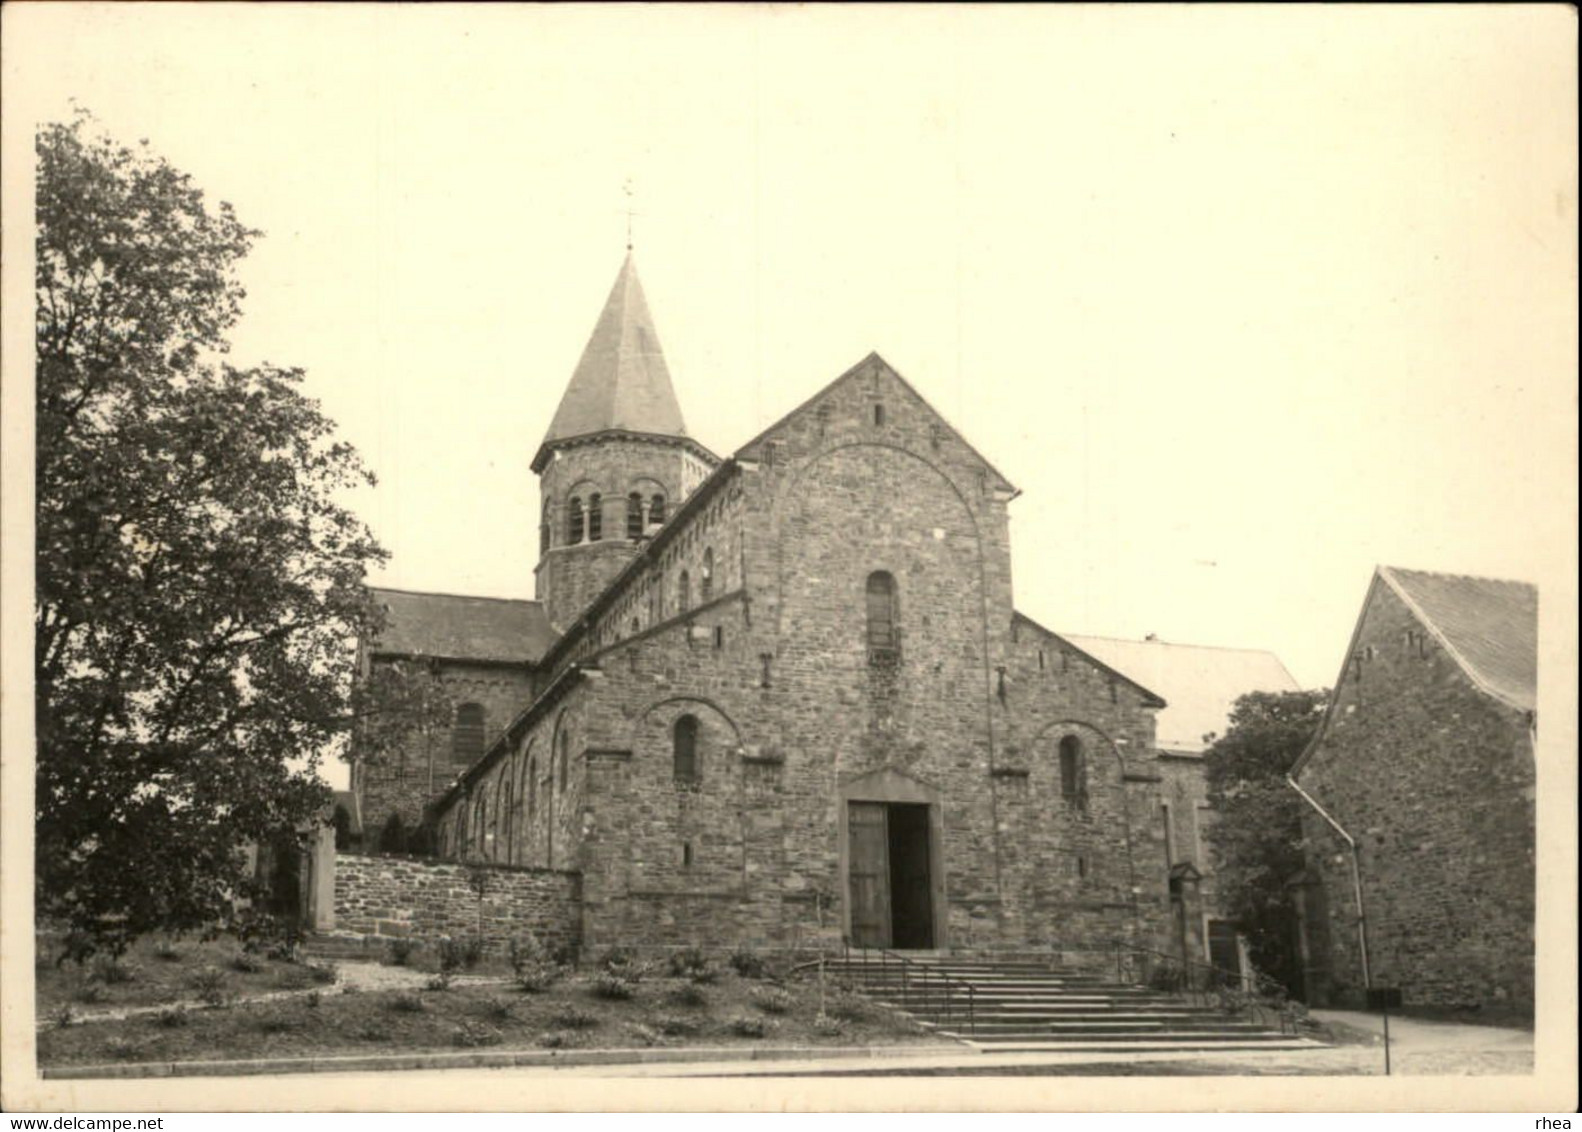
[1289,566,1538,1015]
[354,253,1296,959]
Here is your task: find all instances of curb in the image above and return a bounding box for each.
[41,1043,969,1079]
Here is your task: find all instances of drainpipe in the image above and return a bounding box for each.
[1287,775,1371,990]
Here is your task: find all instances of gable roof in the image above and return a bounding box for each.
[534,253,688,469]
[1012,612,1167,709]
[367,587,557,666]
[735,352,1019,497]
[1061,633,1302,754]
[1290,565,1538,780]
[1378,566,1538,712]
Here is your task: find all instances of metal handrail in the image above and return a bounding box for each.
[1109,940,1295,1034]
[840,941,977,1037]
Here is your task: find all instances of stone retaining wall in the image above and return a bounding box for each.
[331,853,581,956]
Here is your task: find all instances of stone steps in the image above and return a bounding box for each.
[829,954,1315,1054]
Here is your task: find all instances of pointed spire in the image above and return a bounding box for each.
[536,254,688,465]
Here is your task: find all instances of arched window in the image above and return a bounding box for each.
[649,493,666,527]
[558,729,569,792]
[701,548,714,601]
[473,788,488,857]
[499,779,512,863]
[453,703,487,767]
[866,571,899,653]
[1059,735,1085,800]
[678,570,691,612]
[567,496,585,545]
[587,493,603,541]
[673,714,699,783]
[627,493,644,540]
[539,501,552,553]
[527,756,537,819]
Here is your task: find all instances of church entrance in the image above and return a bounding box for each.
[846,801,935,949]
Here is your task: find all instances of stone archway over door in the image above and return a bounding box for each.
[838,767,947,950]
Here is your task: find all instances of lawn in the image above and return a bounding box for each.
[35,931,325,1019]
[36,950,954,1068]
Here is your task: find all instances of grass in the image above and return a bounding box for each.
[35,932,311,1016]
[36,968,949,1068]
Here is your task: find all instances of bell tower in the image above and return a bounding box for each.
[533,254,717,631]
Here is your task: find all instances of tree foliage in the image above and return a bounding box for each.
[34,111,387,954]
[1200,688,1329,994]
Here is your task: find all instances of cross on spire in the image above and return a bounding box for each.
[621,179,643,252]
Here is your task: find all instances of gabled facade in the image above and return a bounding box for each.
[1290,566,1538,1015]
[404,253,1192,953]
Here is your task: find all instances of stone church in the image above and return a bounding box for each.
[354,253,1197,956]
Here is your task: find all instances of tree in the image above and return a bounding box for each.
[1200,688,1329,995]
[35,110,387,955]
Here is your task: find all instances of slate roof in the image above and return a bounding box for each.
[1378,566,1538,712]
[535,253,688,464]
[1061,634,1302,754]
[366,587,556,665]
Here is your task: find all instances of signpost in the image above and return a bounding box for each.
[1367,987,1403,1075]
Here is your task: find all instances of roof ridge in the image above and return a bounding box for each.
[1059,630,1291,658]
[369,586,541,606]
[1381,564,1537,590]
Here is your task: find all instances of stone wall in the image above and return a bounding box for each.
[331,852,581,956]
[1296,581,1535,1015]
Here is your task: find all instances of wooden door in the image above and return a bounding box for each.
[847,802,891,948]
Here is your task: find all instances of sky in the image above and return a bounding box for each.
[5,3,1576,697]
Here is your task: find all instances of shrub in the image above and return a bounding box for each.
[152,940,183,963]
[256,1014,300,1035]
[515,962,562,994]
[625,1022,667,1047]
[750,986,795,1015]
[305,990,323,1010]
[828,993,871,1023]
[481,996,516,1022]
[104,1037,143,1061]
[727,1014,774,1038]
[666,947,712,980]
[666,983,709,1009]
[452,1020,502,1048]
[154,1006,190,1029]
[811,1013,844,1037]
[386,937,420,967]
[390,991,427,1013]
[728,949,767,979]
[1146,964,1185,994]
[53,1004,76,1029]
[595,946,651,981]
[306,962,338,985]
[92,956,137,985]
[509,937,551,974]
[436,936,479,976]
[425,974,453,992]
[190,966,229,1007]
[230,951,265,974]
[538,1031,576,1049]
[652,1013,701,1037]
[461,937,486,970]
[75,983,107,1005]
[549,1004,598,1030]
[590,973,638,1001]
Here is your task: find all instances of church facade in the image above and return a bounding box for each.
[358,254,1185,955]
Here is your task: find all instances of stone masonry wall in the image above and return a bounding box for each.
[332,852,581,957]
[1297,581,1535,1014]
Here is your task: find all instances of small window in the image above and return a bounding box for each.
[558,729,569,792]
[701,548,714,601]
[1059,735,1085,801]
[528,757,537,818]
[539,502,553,553]
[626,492,644,540]
[866,571,899,653]
[588,493,603,541]
[649,493,667,527]
[682,841,694,868]
[678,570,691,612]
[567,496,585,545]
[673,714,700,783]
[453,703,487,766]
[873,403,885,426]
